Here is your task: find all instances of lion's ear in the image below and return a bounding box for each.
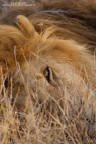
[16,15,37,38]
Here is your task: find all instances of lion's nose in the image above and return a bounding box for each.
[36,73,43,80]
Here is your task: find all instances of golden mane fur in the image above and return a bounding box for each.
[0,0,96,143]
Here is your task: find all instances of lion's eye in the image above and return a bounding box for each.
[43,67,53,83]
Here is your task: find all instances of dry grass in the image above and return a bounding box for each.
[0,69,96,144]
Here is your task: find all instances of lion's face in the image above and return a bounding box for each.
[11,38,88,111]
[0,15,95,111]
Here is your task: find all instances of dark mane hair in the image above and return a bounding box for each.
[1,0,96,52]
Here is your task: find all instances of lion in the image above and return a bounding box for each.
[0,0,96,143]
